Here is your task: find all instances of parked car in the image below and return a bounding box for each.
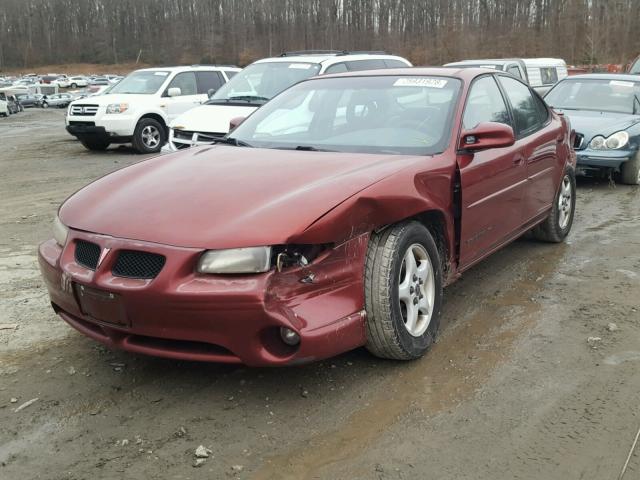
[1,93,20,114]
[163,51,412,151]
[40,93,74,108]
[0,97,8,117]
[40,67,576,366]
[60,76,89,88]
[15,93,40,108]
[445,58,568,95]
[89,77,110,86]
[544,73,640,185]
[65,65,241,153]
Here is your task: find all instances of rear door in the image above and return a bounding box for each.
[457,75,527,268]
[497,75,561,222]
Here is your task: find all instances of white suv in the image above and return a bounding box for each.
[65,65,241,153]
[163,51,412,151]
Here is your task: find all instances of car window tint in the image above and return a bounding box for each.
[167,72,197,96]
[462,76,511,130]
[195,71,224,94]
[507,65,522,79]
[498,76,542,136]
[346,59,387,71]
[533,93,549,124]
[324,63,349,74]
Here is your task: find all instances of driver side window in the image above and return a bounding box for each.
[167,72,197,96]
[463,76,511,130]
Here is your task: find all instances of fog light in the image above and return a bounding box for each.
[280,327,300,346]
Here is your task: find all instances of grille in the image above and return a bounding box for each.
[69,121,96,127]
[574,133,585,150]
[70,104,99,116]
[112,250,166,279]
[75,240,101,270]
[173,130,224,143]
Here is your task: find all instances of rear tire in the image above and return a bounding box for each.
[364,221,443,360]
[41,102,48,109]
[80,139,110,151]
[620,151,640,185]
[70,83,77,89]
[533,169,576,243]
[132,118,165,154]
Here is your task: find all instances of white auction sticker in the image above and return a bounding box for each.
[153,71,169,76]
[610,80,634,88]
[394,78,448,88]
[289,63,312,69]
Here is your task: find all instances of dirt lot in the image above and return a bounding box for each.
[1,109,639,480]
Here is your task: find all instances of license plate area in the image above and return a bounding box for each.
[74,283,129,327]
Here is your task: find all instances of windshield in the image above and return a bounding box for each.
[108,70,169,95]
[545,78,640,114]
[631,58,640,74]
[230,75,461,155]
[208,62,321,105]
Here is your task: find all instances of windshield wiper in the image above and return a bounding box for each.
[214,137,253,147]
[273,145,335,152]
[207,95,269,105]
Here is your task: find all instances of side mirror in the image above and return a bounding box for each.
[207,88,217,98]
[459,122,515,151]
[167,87,181,97]
[229,116,246,130]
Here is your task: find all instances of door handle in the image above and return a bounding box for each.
[513,154,525,165]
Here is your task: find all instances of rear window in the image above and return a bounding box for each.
[540,67,559,85]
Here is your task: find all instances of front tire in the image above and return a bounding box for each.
[620,151,640,185]
[533,169,576,242]
[41,102,48,109]
[364,221,443,360]
[70,83,77,89]
[132,118,165,154]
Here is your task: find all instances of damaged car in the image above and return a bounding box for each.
[39,68,576,366]
[544,73,640,184]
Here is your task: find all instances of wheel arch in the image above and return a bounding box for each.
[137,112,168,135]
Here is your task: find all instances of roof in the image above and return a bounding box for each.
[445,59,517,66]
[253,53,411,66]
[560,73,640,82]
[313,66,489,81]
[135,65,240,73]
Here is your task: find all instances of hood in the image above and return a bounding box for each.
[556,109,640,139]
[59,146,420,249]
[169,104,258,134]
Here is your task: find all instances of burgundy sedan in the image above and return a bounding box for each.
[39,68,576,366]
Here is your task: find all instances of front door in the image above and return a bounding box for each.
[457,75,527,268]
[165,72,205,121]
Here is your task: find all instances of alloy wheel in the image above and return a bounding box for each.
[398,243,435,337]
[558,175,572,229]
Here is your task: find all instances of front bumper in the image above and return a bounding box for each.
[66,123,131,144]
[66,112,137,138]
[575,149,636,170]
[38,231,368,366]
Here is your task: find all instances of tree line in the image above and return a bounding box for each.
[1,0,638,70]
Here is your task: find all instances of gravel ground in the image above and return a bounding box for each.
[1,109,639,480]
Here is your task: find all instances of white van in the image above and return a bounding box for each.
[444,58,568,95]
[65,65,241,153]
[162,51,412,152]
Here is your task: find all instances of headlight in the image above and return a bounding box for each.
[53,216,68,247]
[605,131,629,149]
[589,131,629,150]
[197,247,272,274]
[589,135,606,150]
[106,103,129,114]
